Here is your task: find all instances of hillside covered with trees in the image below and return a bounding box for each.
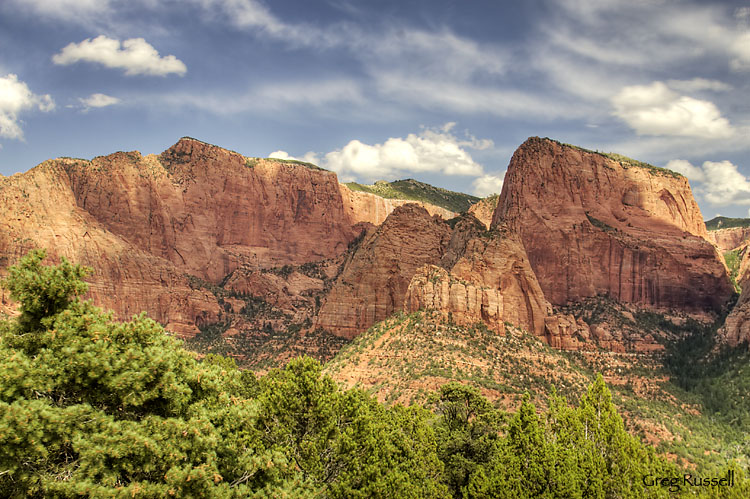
[1,251,747,497]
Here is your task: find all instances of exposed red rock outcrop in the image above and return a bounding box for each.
[314,204,452,338]
[338,183,455,226]
[0,161,219,333]
[719,249,750,346]
[493,137,733,313]
[64,139,359,283]
[404,227,591,349]
[404,226,550,338]
[706,227,750,253]
[467,195,499,229]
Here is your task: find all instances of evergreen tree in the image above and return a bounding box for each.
[0,250,305,497]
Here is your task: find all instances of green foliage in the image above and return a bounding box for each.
[428,382,503,496]
[0,252,302,497]
[2,251,745,497]
[2,249,89,337]
[705,216,750,231]
[345,179,479,213]
[466,378,678,498]
[724,249,743,292]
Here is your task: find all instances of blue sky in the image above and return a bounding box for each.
[1,0,749,218]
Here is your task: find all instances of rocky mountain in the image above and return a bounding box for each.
[493,137,733,314]
[0,136,738,358]
[706,227,750,253]
[0,138,459,339]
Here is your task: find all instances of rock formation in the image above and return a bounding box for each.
[404,226,549,337]
[0,161,220,334]
[719,248,750,346]
[339,183,455,226]
[64,138,359,283]
[493,137,733,313]
[706,227,750,253]
[467,195,499,229]
[314,205,452,338]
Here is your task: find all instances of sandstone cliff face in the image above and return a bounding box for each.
[338,183,455,226]
[493,137,733,313]
[404,226,550,337]
[0,162,219,333]
[64,138,358,283]
[719,248,750,346]
[706,227,750,253]
[314,204,452,338]
[467,195,499,229]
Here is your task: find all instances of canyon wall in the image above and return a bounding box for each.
[493,137,733,313]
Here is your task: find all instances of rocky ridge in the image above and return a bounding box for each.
[493,137,733,314]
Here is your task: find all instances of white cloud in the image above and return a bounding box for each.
[471,173,505,197]
[52,36,187,76]
[0,74,54,140]
[271,125,491,183]
[664,159,750,206]
[78,93,120,111]
[665,159,705,183]
[701,160,750,205]
[321,126,485,181]
[268,150,320,164]
[611,81,733,139]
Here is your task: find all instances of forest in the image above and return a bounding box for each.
[1,251,747,498]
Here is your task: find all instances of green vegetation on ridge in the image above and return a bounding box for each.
[706,216,750,231]
[345,178,480,212]
[545,137,683,178]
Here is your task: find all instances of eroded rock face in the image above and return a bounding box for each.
[64,138,359,283]
[0,138,366,335]
[493,137,733,313]
[314,204,452,338]
[706,227,750,253]
[0,162,220,333]
[467,195,499,229]
[338,183,455,226]
[719,249,750,347]
[403,226,550,338]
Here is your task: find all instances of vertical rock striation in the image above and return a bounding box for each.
[493,137,733,313]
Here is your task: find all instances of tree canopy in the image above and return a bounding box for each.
[1,250,745,497]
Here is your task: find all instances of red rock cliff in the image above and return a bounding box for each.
[0,161,219,333]
[404,225,551,337]
[314,204,452,338]
[706,227,750,253]
[493,137,733,313]
[64,138,359,283]
[338,183,455,226]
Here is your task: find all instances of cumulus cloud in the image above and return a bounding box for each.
[319,125,486,182]
[665,159,750,206]
[0,74,54,140]
[665,159,706,183]
[269,125,492,184]
[611,81,733,139]
[52,36,187,76]
[471,173,505,197]
[268,150,320,164]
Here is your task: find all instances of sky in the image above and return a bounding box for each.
[1,0,749,219]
